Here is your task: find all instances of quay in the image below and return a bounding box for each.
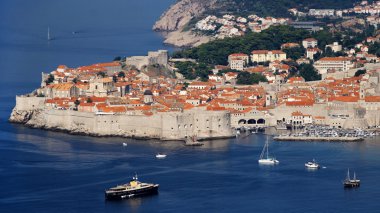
[273,135,364,142]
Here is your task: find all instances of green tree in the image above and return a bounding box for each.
[175,61,212,81]
[369,42,380,57]
[45,74,54,85]
[354,69,366,77]
[74,99,80,111]
[283,46,305,60]
[118,71,125,78]
[97,72,106,77]
[299,64,321,81]
[87,98,93,103]
[236,72,267,85]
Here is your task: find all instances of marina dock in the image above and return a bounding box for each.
[274,135,364,142]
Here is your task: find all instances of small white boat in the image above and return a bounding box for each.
[258,137,279,165]
[156,153,167,159]
[305,159,320,169]
[122,143,128,147]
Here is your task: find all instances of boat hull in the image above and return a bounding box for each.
[344,182,360,188]
[305,163,320,169]
[105,185,159,200]
[258,159,279,165]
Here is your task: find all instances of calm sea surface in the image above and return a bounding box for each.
[1,1,380,213]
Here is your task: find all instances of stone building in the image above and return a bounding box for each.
[228,53,249,71]
[251,50,287,63]
[125,50,168,70]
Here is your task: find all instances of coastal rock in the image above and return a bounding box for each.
[153,0,217,47]
[9,109,35,124]
[163,30,213,47]
[153,0,217,32]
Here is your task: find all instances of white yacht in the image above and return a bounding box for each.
[155,153,167,159]
[258,138,279,165]
[305,159,320,169]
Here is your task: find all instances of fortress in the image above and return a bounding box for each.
[10,96,233,140]
[125,50,168,70]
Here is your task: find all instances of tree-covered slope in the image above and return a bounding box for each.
[213,0,359,17]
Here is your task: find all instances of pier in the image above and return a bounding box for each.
[274,135,364,142]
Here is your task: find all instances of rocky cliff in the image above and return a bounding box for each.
[153,0,218,47]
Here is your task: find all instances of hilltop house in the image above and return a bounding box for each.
[302,38,318,49]
[228,53,249,71]
[251,50,286,63]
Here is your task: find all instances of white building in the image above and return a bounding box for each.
[326,42,343,52]
[309,9,335,17]
[306,48,321,60]
[251,50,287,63]
[302,38,318,49]
[228,53,249,71]
[314,57,354,74]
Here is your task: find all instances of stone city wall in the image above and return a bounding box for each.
[10,97,233,140]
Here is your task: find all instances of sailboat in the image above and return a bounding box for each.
[343,169,360,188]
[258,137,279,165]
[47,27,52,41]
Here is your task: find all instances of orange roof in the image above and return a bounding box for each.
[329,96,359,102]
[303,38,317,42]
[229,53,248,57]
[291,111,303,116]
[286,100,314,106]
[365,96,380,102]
[318,57,351,62]
[94,62,121,67]
[251,50,285,54]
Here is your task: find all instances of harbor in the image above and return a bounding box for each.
[274,135,364,142]
[273,125,376,142]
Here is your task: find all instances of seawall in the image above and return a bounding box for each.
[9,96,234,141]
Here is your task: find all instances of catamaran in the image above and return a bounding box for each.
[258,137,279,165]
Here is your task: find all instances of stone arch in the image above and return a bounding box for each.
[248,119,257,124]
[238,119,247,124]
[257,118,265,124]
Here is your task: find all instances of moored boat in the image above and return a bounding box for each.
[156,153,167,159]
[305,159,320,169]
[258,137,279,165]
[105,174,159,200]
[343,169,360,188]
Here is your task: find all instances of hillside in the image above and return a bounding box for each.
[153,0,360,47]
[216,0,358,17]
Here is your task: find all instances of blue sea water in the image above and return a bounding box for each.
[1,1,380,213]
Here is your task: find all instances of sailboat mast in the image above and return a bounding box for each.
[48,27,51,41]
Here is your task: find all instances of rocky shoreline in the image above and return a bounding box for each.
[153,0,216,47]
[9,117,233,142]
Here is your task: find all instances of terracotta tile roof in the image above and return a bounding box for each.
[365,96,380,102]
